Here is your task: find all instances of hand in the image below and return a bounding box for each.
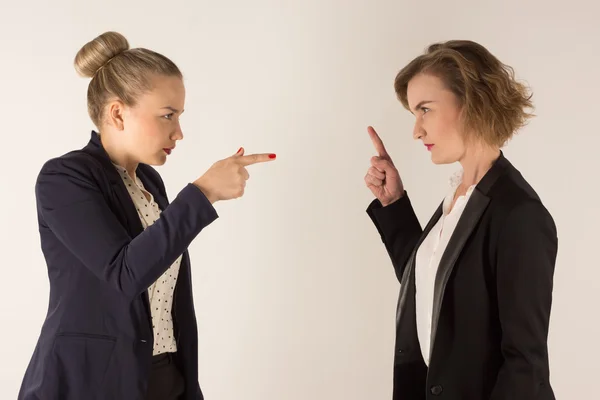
[194,147,276,203]
[365,126,404,207]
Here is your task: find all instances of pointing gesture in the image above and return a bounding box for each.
[194,147,276,204]
[368,126,392,163]
[235,150,277,166]
[365,126,404,206]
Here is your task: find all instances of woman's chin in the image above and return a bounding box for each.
[143,153,167,166]
[430,153,452,165]
[430,149,459,165]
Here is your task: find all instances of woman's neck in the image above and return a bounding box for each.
[99,130,139,179]
[458,143,501,188]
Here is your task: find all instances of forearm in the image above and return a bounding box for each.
[106,183,218,296]
[37,159,219,299]
[367,192,423,281]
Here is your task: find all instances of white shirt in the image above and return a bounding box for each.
[113,164,181,356]
[415,169,476,366]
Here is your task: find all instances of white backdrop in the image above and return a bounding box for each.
[1,0,598,399]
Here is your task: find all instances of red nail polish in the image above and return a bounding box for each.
[269,154,276,159]
[237,147,243,153]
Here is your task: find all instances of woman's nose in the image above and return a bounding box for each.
[413,119,424,140]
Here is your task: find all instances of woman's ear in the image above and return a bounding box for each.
[106,99,126,131]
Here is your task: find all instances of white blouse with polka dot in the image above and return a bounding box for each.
[113,164,181,356]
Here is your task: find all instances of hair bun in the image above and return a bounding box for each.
[74,31,130,78]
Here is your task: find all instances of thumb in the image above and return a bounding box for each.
[233,147,244,157]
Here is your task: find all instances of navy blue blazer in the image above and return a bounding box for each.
[18,131,218,400]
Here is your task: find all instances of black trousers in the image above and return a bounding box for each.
[146,352,185,400]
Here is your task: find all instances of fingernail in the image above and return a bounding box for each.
[269,154,276,159]
[237,147,243,153]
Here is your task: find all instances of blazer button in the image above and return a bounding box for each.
[430,385,443,395]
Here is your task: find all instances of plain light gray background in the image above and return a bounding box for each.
[1,0,598,399]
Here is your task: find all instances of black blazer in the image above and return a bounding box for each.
[367,152,558,400]
[18,131,218,400]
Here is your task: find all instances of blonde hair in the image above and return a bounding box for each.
[394,40,534,147]
[74,31,182,129]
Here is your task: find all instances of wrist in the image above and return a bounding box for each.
[381,192,404,207]
[193,178,218,204]
[381,199,395,207]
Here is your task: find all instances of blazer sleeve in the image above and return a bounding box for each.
[366,192,423,282]
[490,200,558,399]
[35,155,219,300]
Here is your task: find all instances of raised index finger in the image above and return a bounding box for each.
[368,126,389,158]
[237,153,277,166]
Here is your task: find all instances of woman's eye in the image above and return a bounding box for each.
[163,113,174,120]
[421,107,430,114]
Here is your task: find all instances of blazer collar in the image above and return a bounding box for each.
[84,130,123,185]
[473,150,511,196]
[82,130,169,232]
[406,151,510,269]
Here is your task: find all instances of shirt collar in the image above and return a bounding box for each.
[443,168,476,215]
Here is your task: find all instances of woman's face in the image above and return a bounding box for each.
[406,73,466,165]
[108,75,186,167]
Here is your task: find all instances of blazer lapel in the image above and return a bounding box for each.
[82,131,152,323]
[396,202,444,325]
[428,152,510,359]
[428,190,490,356]
[83,131,146,237]
[416,203,444,264]
[137,165,170,212]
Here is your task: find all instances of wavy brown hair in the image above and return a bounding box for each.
[394,40,534,147]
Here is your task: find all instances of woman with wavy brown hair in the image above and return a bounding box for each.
[365,40,557,400]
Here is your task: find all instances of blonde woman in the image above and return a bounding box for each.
[365,40,557,399]
[18,32,276,400]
